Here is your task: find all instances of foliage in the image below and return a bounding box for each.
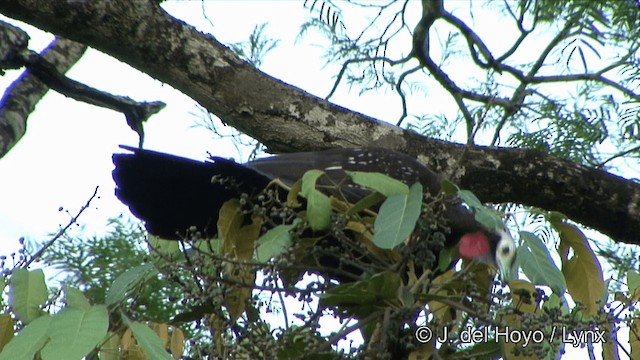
[292,1,640,357]
[0,249,185,359]
[300,0,640,170]
[39,218,186,323]
[2,170,636,359]
[229,22,280,68]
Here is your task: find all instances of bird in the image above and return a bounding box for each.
[112,145,516,281]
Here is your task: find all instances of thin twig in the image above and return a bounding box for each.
[20,186,99,269]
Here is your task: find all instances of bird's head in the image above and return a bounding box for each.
[457,229,516,282]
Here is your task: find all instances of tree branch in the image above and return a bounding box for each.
[0,21,86,156]
[1,0,639,245]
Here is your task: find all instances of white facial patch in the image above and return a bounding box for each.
[495,229,517,280]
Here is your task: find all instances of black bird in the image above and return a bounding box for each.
[112,145,516,280]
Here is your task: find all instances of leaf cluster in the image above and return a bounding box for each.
[0,172,638,359]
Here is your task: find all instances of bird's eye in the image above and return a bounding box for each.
[501,246,511,255]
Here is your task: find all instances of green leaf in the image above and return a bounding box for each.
[373,183,423,249]
[255,220,300,262]
[8,269,48,324]
[318,271,402,318]
[473,207,504,231]
[300,170,331,231]
[40,306,109,360]
[346,191,386,215]
[148,236,182,260]
[517,232,567,294]
[0,315,51,360]
[628,270,640,293]
[98,332,121,360]
[629,271,640,302]
[542,293,569,314]
[457,189,483,208]
[457,189,504,230]
[440,179,459,196]
[192,239,220,255]
[105,263,158,306]
[0,276,6,308]
[437,247,454,272]
[125,320,173,360]
[63,285,91,310]
[346,171,409,196]
[300,169,324,197]
[546,211,568,224]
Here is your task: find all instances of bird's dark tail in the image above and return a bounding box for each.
[112,146,271,240]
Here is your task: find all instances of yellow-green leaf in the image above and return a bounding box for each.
[218,199,244,257]
[0,315,51,360]
[98,332,120,360]
[224,268,254,323]
[170,327,185,359]
[287,178,303,207]
[218,200,261,323]
[508,280,538,313]
[125,320,173,360]
[631,319,640,360]
[554,222,604,317]
[0,313,15,353]
[148,236,182,261]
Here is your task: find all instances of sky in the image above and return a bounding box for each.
[0,2,418,251]
[0,1,631,357]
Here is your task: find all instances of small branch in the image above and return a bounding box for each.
[326,55,411,100]
[530,73,640,100]
[395,65,421,126]
[441,10,526,81]
[0,22,86,158]
[19,186,99,269]
[276,282,289,328]
[524,14,578,79]
[490,15,579,144]
[490,85,532,146]
[17,50,165,146]
[596,145,640,169]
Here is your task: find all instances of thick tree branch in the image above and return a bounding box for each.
[0,20,166,152]
[1,0,639,245]
[0,22,86,156]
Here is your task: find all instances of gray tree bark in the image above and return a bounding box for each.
[0,0,638,245]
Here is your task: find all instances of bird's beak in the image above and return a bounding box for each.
[497,258,514,282]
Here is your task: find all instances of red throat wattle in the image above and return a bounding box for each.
[458,231,491,259]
